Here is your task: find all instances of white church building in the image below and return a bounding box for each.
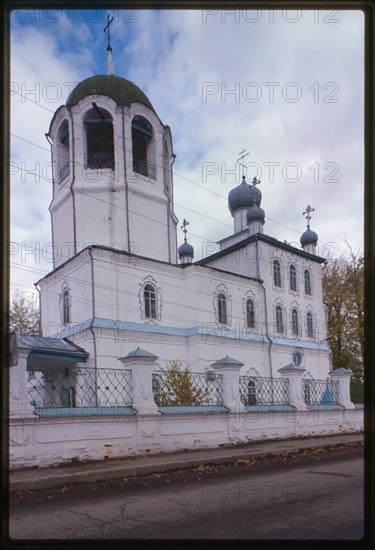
[10,34,363,469]
[37,64,330,384]
[35,64,331,382]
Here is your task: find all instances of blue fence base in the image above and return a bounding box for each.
[306,404,345,411]
[34,406,137,418]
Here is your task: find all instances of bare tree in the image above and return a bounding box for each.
[9,290,40,334]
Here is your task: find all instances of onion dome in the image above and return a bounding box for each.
[247,205,265,225]
[178,241,194,259]
[66,75,155,112]
[300,205,318,247]
[178,218,194,263]
[228,176,262,213]
[300,228,318,246]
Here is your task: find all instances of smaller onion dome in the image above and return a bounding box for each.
[178,218,194,263]
[228,176,262,213]
[178,241,194,259]
[246,205,265,224]
[300,228,318,246]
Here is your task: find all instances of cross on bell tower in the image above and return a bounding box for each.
[104,14,115,75]
[303,205,315,229]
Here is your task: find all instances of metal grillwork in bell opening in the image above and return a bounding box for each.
[152,370,224,406]
[86,152,115,169]
[239,376,290,406]
[27,367,133,408]
[301,379,339,405]
[133,159,156,180]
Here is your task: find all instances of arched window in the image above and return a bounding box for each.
[276,305,284,334]
[292,308,299,336]
[246,298,255,328]
[289,265,297,292]
[132,115,156,179]
[63,288,70,325]
[144,283,157,319]
[273,260,281,287]
[306,311,314,338]
[56,120,70,183]
[84,106,114,169]
[218,293,228,325]
[304,269,312,295]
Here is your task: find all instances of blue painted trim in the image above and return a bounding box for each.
[29,351,87,363]
[34,406,137,418]
[245,405,296,413]
[354,404,364,409]
[158,405,229,414]
[51,318,330,352]
[307,404,345,411]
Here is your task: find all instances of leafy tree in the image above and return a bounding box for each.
[9,289,40,334]
[322,243,364,380]
[153,360,209,406]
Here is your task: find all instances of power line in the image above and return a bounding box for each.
[11,88,308,237]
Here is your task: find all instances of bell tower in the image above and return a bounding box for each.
[46,32,178,268]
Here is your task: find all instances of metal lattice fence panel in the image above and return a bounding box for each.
[301,379,339,405]
[350,379,364,404]
[27,367,133,408]
[152,370,223,406]
[239,376,290,406]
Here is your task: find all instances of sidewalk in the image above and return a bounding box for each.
[9,432,363,493]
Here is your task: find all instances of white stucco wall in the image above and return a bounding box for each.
[9,408,363,470]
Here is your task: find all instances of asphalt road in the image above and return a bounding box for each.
[8,450,364,540]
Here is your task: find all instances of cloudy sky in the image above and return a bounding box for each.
[10,8,364,297]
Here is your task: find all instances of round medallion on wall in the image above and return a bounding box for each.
[292,351,303,367]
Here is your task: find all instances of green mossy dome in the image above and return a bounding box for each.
[67,75,155,112]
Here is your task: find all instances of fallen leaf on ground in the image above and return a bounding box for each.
[235,459,256,466]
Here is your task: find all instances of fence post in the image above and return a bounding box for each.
[9,348,35,420]
[210,356,245,412]
[278,364,307,410]
[329,368,355,409]
[118,348,159,415]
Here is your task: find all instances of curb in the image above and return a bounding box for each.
[9,437,363,493]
